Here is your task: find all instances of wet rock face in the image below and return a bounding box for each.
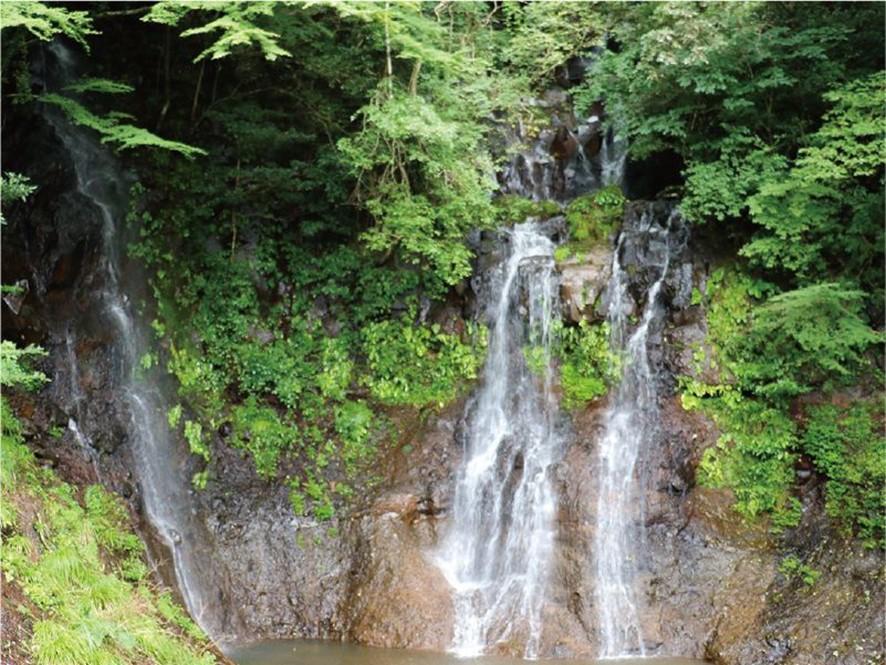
[179,403,464,646]
[558,245,612,323]
[548,201,884,663]
[1,111,136,489]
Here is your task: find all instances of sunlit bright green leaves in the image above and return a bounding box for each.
[0,1,95,48]
[144,1,292,62]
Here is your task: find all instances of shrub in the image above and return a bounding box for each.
[229,397,296,479]
[556,320,618,409]
[362,318,485,407]
[779,555,821,587]
[564,185,625,247]
[802,402,885,548]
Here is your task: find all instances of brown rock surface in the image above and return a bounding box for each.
[558,245,613,323]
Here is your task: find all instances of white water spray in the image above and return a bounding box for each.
[594,207,681,658]
[42,41,219,639]
[436,223,562,658]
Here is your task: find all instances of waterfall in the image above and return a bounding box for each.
[594,206,683,658]
[41,41,220,639]
[435,222,563,658]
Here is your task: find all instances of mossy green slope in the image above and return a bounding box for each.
[0,402,222,665]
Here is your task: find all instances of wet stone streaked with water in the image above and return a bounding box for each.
[41,40,225,641]
[434,223,563,658]
[594,205,688,657]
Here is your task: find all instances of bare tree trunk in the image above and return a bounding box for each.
[156,26,172,131]
[191,60,206,126]
[409,60,422,95]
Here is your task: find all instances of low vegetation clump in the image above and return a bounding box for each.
[1,344,218,665]
[556,321,619,409]
[494,195,562,225]
[556,185,625,263]
[779,554,821,588]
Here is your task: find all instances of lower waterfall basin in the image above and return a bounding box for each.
[228,640,705,665]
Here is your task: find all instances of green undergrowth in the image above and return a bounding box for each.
[130,183,485,520]
[0,404,217,665]
[683,267,884,545]
[803,402,885,548]
[524,320,619,410]
[779,554,821,588]
[556,320,619,409]
[555,185,625,263]
[493,195,561,225]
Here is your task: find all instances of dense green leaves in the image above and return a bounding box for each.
[363,318,485,407]
[0,1,95,48]
[40,93,206,157]
[743,73,886,288]
[683,270,882,534]
[145,1,292,62]
[738,284,881,398]
[1,171,36,225]
[0,341,48,391]
[556,321,618,409]
[803,402,885,548]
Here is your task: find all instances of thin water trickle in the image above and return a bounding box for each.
[435,223,562,658]
[594,208,682,658]
[42,40,220,640]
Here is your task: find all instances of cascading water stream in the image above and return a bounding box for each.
[594,207,683,658]
[435,223,562,658]
[41,41,220,640]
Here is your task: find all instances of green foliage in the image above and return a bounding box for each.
[494,195,561,225]
[684,268,882,534]
[0,408,216,665]
[39,93,205,157]
[682,269,799,525]
[737,284,881,398]
[779,554,821,587]
[522,345,548,377]
[363,318,485,407]
[681,134,787,223]
[498,2,604,86]
[63,77,134,95]
[556,321,618,409]
[582,3,884,301]
[1,171,36,224]
[334,400,374,472]
[564,185,625,248]
[0,1,95,48]
[230,397,295,479]
[694,396,800,523]
[743,73,886,289]
[0,340,48,390]
[340,88,496,287]
[183,420,210,462]
[577,3,862,161]
[145,1,292,62]
[803,402,885,548]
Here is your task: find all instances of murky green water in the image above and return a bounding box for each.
[229,640,705,665]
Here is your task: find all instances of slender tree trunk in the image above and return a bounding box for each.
[191,60,205,126]
[409,60,422,95]
[384,1,393,95]
[230,157,241,260]
[156,27,172,131]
